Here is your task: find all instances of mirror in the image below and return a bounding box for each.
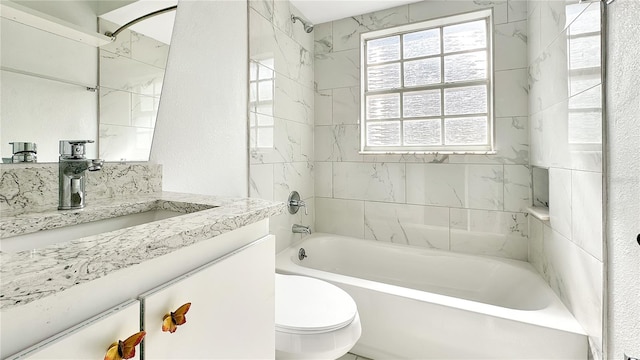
[0,0,177,163]
[98,1,176,162]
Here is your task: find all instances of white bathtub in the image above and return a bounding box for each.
[276,233,587,359]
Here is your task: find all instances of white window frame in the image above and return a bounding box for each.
[360,9,495,154]
[566,10,602,149]
[249,60,275,150]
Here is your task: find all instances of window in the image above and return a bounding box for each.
[360,10,494,154]
[566,4,602,147]
[249,59,275,149]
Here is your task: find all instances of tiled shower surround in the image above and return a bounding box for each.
[249,0,315,252]
[248,1,603,355]
[527,1,604,358]
[313,0,531,260]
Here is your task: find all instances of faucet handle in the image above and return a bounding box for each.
[59,140,94,158]
[88,159,104,171]
[299,200,308,215]
[288,191,308,215]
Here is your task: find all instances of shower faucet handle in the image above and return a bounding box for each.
[288,191,308,215]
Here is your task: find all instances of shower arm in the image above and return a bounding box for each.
[105,5,177,40]
[291,14,314,33]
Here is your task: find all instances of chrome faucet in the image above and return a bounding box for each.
[9,142,37,163]
[292,224,311,235]
[58,140,104,210]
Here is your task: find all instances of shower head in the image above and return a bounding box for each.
[291,14,314,33]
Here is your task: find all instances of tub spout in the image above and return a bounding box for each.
[292,224,311,234]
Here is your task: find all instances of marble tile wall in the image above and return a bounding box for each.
[0,163,162,214]
[527,1,603,358]
[98,19,168,162]
[313,0,531,261]
[248,0,315,252]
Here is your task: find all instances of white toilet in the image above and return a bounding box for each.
[275,274,362,360]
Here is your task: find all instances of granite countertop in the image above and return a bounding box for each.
[0,192,285,311]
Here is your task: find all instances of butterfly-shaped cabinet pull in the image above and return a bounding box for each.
[104,331,146,360]
[162,302,191,333]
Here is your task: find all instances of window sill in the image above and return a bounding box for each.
[359,150,498,155]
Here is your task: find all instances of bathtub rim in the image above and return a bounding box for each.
[276,233,586,337]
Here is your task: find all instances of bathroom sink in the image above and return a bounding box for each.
[1,209,188,254]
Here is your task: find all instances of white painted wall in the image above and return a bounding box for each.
[606,0,640,357]
[150,0,248,197]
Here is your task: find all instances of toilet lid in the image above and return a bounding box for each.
[276,275,358,334]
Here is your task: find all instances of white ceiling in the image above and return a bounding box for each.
[289,0,423,25]
[99,0,423,44]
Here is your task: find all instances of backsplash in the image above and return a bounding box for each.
[0,163,162,214]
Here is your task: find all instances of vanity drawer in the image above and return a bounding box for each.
[6,300,141,360]
[139,235,275,359]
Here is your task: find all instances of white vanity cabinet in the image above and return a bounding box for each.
[6,300,141,360]
[140,235,275,359]
[2,221,277,359]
